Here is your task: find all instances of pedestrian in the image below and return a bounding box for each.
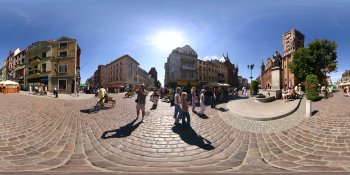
[298,84,302,96]
[198,89,206,114]
[191,86,197,113]
[210,88,216,108]
[242,87,245,95]
[45,85,48,95]
[29,85,32,94]
[136,83,148,121]
[35,85,38,94]
[39,85,43,95]
[98,85,107,107]
[181,92,191,129]
[173,87,182,125]
[152,90,159,108]
[346,86,350,97]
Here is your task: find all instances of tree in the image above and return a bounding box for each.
[305,74,319,101]
[290,39,337,82]
[250,80,258,95]
[155,80,161,89]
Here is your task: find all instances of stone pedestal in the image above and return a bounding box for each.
[271,67,282,90]
[260,67,282,99]
[260,89,282,100]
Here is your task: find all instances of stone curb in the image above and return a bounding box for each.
[231,97,303,121]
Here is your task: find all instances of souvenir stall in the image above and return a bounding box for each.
[0,80,20,94]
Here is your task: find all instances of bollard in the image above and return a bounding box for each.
[306,100,311,117]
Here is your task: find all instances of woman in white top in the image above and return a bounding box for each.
[198,89,206,114]
[173,87,182,125]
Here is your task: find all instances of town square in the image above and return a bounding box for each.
[1,0,350,175]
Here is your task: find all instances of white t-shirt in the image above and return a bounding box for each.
[200,93,205,103]
[174,93,180,105]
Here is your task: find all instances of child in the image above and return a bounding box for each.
[152,90,159,107]
[181,92,191,129]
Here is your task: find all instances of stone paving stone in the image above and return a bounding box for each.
[0,92,350,173]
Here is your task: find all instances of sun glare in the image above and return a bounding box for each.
[152,31,186,51]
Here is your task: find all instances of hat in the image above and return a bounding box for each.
[201,89,206,93]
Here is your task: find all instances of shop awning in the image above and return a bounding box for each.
[0,80,19,85]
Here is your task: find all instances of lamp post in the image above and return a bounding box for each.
[247,64,254,84]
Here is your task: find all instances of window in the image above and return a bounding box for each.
[42,63,46,72]
[59,42,68,48]
[59,51,68,57]
[58,65,68,73]
[58,79,67,90]
[42,52,46,58]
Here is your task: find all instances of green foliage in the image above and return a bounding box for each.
[290,39,337,82]
[250,80,259,95]
[305,74,319,101]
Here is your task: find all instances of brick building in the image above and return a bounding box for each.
[260,29,304,89]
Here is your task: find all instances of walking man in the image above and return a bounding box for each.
[136,83,148,121]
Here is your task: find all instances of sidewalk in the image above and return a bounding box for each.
[19,90,96,100]
[227,94,302,120]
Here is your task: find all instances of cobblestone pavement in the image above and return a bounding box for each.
[0,90,349,174]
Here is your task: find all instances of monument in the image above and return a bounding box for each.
[256,51,282,102]
[270,51,282,99]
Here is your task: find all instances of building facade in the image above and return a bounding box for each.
[221,54,239,87]
[89,54,155,92]
[164,45,198,86]
[12,49,27,89]
[148,67,158,82]
[105,54,139,91]
[261,29,304,89]
[1,60,7,81]
[138,67,155,89]
[25,37,81,93]
[6,48,21,81]
[281,28,304,88]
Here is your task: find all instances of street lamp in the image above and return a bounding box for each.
[247,64,254,83]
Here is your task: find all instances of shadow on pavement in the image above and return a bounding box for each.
[214,107,229,112]
[150,104,157,110]
[101,118,142,139]
[194,113,209,119]
[312,110,319,116]
[172,126,215,151]
[80,107,97,114]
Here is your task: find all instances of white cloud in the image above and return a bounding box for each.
[11,9,42,26]
[201,55,219,61]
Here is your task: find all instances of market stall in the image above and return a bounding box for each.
[0,80,20,94]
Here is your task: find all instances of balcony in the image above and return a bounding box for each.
[182,65,196,71]
[181,57,195,63]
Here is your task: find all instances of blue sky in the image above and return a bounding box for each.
[1,0,349,84]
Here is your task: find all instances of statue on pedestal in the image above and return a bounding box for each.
[273,51,282,68]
